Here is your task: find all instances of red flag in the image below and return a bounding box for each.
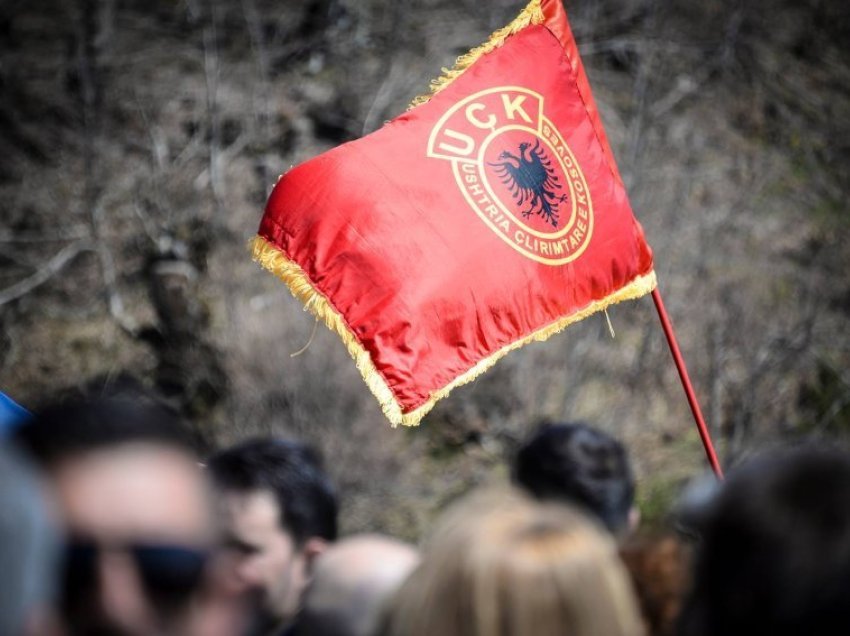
[252,0,655,426]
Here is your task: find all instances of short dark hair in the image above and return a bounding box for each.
[13,388,198,468]
[513,422,634,533]
[207,438,338,544]
[678,446,850,636]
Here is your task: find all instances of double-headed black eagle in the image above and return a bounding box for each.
[488,140,568,227]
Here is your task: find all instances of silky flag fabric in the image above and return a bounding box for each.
[253,0,656,426]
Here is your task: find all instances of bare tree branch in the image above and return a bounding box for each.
[0,239,97,306]
[242,0,274,193]
[0,227,92,243]
[202,1,225,212]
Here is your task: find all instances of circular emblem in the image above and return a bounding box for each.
[427,87,593,265]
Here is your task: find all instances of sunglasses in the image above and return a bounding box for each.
[63,539,211,609]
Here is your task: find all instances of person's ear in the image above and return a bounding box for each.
[301,537,329,574]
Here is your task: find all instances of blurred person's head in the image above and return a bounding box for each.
[0,443,61,636]
[207,438,338,631]
[671,472,721,539]
[678,446,850,636]
[292,534,419,636]
[14,391,241,636]
[378,488,644,636]
[514,421,637,535]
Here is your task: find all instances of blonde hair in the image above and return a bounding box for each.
[380,489,644,636]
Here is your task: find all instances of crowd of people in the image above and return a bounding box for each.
[2,383,850,636]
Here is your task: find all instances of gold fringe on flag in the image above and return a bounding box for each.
[408,0,545,108]
[251,235,657,427]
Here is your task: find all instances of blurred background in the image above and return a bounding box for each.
[1,0,848,538]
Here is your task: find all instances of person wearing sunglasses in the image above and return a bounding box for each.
[14,385,249,636]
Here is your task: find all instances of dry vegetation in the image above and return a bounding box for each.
[1,0,848,537]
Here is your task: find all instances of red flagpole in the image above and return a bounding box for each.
[651,288,724,479]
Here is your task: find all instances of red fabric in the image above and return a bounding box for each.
[259,1,654,417]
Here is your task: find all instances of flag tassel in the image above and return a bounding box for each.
[651,288,724,479]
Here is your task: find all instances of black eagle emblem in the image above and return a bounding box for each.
[488,140,568,227]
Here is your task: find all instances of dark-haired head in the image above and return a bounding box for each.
[514,422,635,535]
[678,446,850,636]
[207,437,338,629]
[10,383,230,635]
[207,437,337,545]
